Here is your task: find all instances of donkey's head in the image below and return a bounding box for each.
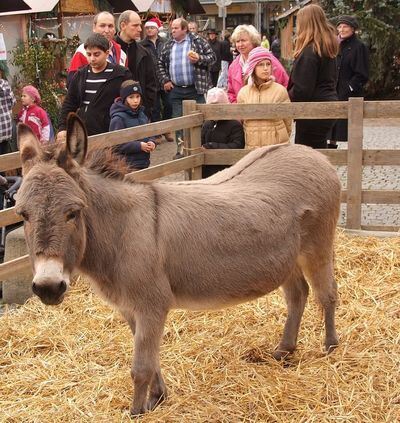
[16,114,88,305]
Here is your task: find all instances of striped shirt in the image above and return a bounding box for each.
[83,63,114,108]
[169,35,195,86]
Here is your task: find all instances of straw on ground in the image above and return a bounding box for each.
[0,230,399,422]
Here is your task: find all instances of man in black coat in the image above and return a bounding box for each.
[139,17,174,142]
[207,29,223,87]
[116,10,157,119]
[330,15,369,144]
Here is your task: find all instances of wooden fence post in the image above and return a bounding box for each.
[346,97,364,229]
[182,100,203,180]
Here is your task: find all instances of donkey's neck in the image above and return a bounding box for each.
[78,173,155,282]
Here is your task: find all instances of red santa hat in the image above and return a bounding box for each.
[144,17,162,29]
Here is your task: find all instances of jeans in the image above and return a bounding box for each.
[169,85,205,152]
[217,60,229,88]
[151,90,173,123]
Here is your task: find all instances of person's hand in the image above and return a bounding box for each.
[56,130,67,143]
[164,81,174,92]
[147,141,156,151]
[140,142,155,152]
[187,50,200,63]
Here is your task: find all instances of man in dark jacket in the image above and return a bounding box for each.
[58,33,131,138]
[116,10,157,119]
[207,29,222,87]
[330,15,369,145]
[140,17,174,142]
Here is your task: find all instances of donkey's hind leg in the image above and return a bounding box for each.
[301,256,338,353]
[273,266,309,360]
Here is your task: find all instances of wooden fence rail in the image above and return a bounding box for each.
[1,98,399,282]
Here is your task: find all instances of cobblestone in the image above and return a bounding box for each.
[149,122,400,228]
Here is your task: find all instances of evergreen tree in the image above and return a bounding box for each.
[321,0,400,98]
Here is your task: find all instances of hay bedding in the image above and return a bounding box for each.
[0,230,399,422]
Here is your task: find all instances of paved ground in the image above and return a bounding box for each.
[150,119,400,228]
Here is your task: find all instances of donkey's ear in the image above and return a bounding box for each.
[17,123,41,175]
[66,113,88,165]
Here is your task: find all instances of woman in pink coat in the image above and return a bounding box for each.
[228,25,289,103]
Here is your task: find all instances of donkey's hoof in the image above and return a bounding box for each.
[130,406,146,417]
[146,391,167,411]
[272,348,293,361]
[325,342,338,355]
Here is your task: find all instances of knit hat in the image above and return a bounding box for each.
[144,17,162,29]
[244,47,276,79]
[206,87,229,104]
[120,81,142,103]
[22,85,41,105]
[336,15,359,30]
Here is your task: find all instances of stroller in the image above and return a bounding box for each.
[0,175,22,262]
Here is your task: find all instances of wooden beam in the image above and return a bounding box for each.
[0,255,30,280]
[0,114,205,172]
[89,113,204,151]
[346,97,364,229]
[362,150,400,165]
[124,154,204,182]
[364,101,400,119]
[197,102,349,120]
[183,100,202,181]
[203,148,349,166]
[0,208,22,227]
[341,190,400,204]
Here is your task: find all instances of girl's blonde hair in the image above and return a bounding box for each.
[231,25,261,47]
[293,4,338,59]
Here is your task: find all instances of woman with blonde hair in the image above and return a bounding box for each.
[288,4,339,149]
[228,24,288,103]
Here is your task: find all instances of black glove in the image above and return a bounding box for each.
[0,175,7,186]
[5,189,17,201]
[202,142,214,149]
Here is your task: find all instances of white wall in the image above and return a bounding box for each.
[0,15,26,83]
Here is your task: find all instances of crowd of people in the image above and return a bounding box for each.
[0,4,369,171]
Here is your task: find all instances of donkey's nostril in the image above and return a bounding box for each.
[32,282,38,294]
[59,280,67,295]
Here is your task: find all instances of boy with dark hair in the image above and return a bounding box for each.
[58,33,131,138]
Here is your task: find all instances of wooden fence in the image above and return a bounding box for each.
[0,98,399,282]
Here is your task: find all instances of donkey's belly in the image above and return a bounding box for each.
[172,278,281,311]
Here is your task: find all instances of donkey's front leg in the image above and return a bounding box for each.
[130,310,167,416]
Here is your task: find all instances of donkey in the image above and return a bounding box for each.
[16,114,341,415]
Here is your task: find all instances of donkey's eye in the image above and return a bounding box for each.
[17,211,29,222]
[66,210,79,222]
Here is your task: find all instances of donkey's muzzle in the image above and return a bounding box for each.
[32,280,67,305]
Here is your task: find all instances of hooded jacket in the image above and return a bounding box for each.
[109,99,155,169]
[59,63,131,136]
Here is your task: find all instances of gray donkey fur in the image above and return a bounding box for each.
[16,114,341,416]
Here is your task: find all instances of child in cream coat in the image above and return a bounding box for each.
[237,47,292,149]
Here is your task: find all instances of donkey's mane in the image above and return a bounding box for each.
[85,148,130,180]
[40,144,130,181]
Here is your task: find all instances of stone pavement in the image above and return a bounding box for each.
[149,119,400,228]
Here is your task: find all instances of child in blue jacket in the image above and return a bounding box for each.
[109,80,156,170]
